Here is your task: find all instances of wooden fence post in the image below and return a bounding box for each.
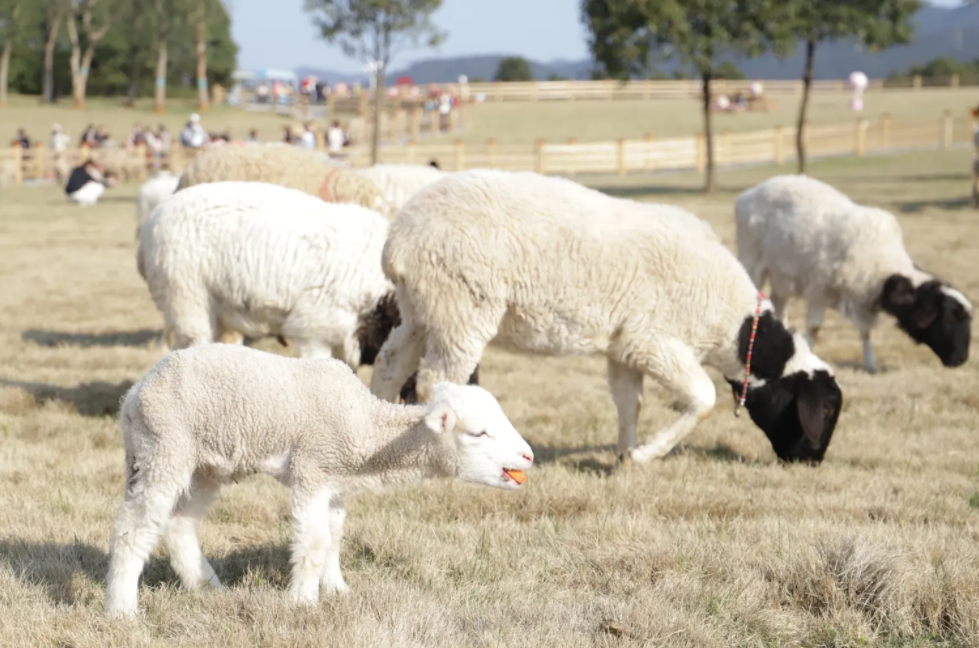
[13,144,23,185]
[411,106,422,142]
[530,83,538,102]
[951,74,960,89]
[913,74,922,91]
[643,133,653,170]
[135,143,147,180]
[695,133,706,172]
[327,92,336,118]
[774,126,784,166]
[881,113,891,149]
[34,143,46,180]
[616,138,626,176]
[454,139,464,171]
[407,140,416,164]
[449,108,459,133]
[487,138,497,168]
[567,137,577,176]
[942,110,953,150]
[495,81,503,102]
[534,139,544,174]
[431,110,440,138]
[855,118,867,157]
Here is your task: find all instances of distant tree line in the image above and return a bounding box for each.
[889,56,979,84]
[0,0,237,110]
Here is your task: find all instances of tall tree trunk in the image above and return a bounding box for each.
[195,0,208,111]
[66,10,84,109]
[701,70,715,194]
[371,67,384,165]
[125,0,143,106]
[43,13,62,104]
[0,1,20,108]
[796,36,816,174]
[154,41,167,113]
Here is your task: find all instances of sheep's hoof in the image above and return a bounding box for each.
[615,451,633,472]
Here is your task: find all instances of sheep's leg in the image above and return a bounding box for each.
[294,339,334,360]
[320,496,349,594]
[415,332,487,404]
[625,340,716,464]
[104,474,189,618]
[288,486,334,605]
[163,474,224,592]
[370,319,426,402]
[216,321,244,346]
[169,306,218,350]
[861,328,878,374]
[804,301,826,349]
[607,359,643,466]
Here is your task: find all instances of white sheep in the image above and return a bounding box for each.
[371,169,843,465]
[735,175,972,374]
[103,343,534,618]
[354,164,445,213]
[138,181,398,365]
[135,171,180,236]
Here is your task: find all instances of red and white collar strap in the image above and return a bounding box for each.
[734,291,766,417]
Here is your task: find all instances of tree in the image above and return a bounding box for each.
[152,0,173,113]
[65,0,114,108]
[195,0,208,110]
[123,0,145,105]
[583,0,775,193]
[41,0,65,103]
[714,60,745,80]
[0,0,21,107]
[495,56,533,82]
[781,0,919,173]
[304,0,445,165]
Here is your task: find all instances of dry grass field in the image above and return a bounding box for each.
[1,150,978,647]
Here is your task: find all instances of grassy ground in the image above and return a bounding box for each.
[463,88,979,145]
[0,150,978,646]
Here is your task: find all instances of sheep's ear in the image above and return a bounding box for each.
[424,404,457,435]
[880,275,915,312]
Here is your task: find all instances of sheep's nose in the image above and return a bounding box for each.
[523,453,534,465]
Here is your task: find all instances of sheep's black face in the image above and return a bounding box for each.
[356,291,402,366]
[880,276,971,368]
[730,311,843,464]
[727,370,842,464]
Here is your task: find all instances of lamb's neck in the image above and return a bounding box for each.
[355,403,452,488]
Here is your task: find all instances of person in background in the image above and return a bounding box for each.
[80,124,99,148]
[15,128,30,149]
[65,159,114,206]
[282,125,294,145]
[246,129,260,143]
[95,125,108,146]
[326,120,345,154]
[157,124,172,154]
[127,123,146,149]
[50,124,71,152]
[179,114,208,148]
[299,122,317,149]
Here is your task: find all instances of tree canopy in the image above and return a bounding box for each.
[495,56,533,82]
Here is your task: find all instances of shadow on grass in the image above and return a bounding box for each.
[678,443,760,465]
[589,184,720,200]
[22,328,162,348]
[142,544,294,592]
[0,379,134,416]
[896,196,974,213]
[0,537,108,606]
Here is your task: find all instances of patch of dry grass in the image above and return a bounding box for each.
[1,151,978,647]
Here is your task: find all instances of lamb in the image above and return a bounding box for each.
[735,175,972,374]
[135,171,180,236]
[371,169,844,465]
[138,181,398,366]
[103,343,534,618]
[175,144,394,217]
[354,163,445,213]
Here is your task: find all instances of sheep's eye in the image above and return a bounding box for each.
[470,430,489,438]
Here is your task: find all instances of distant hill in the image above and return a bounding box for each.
[295,3,979,85]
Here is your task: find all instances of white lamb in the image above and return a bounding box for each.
[735,175,972,374]
[135,171,180,236]
[371,169,844,465]
[138,181,398,365]
[355,164,445,213]
[103,343,534,618]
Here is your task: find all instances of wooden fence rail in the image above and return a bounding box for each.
[1,111,970,188]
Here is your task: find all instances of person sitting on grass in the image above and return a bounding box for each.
[65,159,114,207]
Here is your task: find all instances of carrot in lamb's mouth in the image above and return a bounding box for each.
[503,469,527,485]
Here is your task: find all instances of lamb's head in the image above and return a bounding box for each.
[880,275,971,368]
[422,383,534,490]
[726,312,843,464]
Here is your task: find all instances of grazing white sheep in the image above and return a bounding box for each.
[103,343,534,618]
[355,164,445,213]
[138,181,398,366]
[735,175,972,373]
[135,171,180,236]
[371,169,843,465]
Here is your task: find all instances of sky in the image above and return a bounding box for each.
[229,0,965,74]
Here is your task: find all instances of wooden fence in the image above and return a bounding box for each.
[2,111,972,188]
[379,111,974,176]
